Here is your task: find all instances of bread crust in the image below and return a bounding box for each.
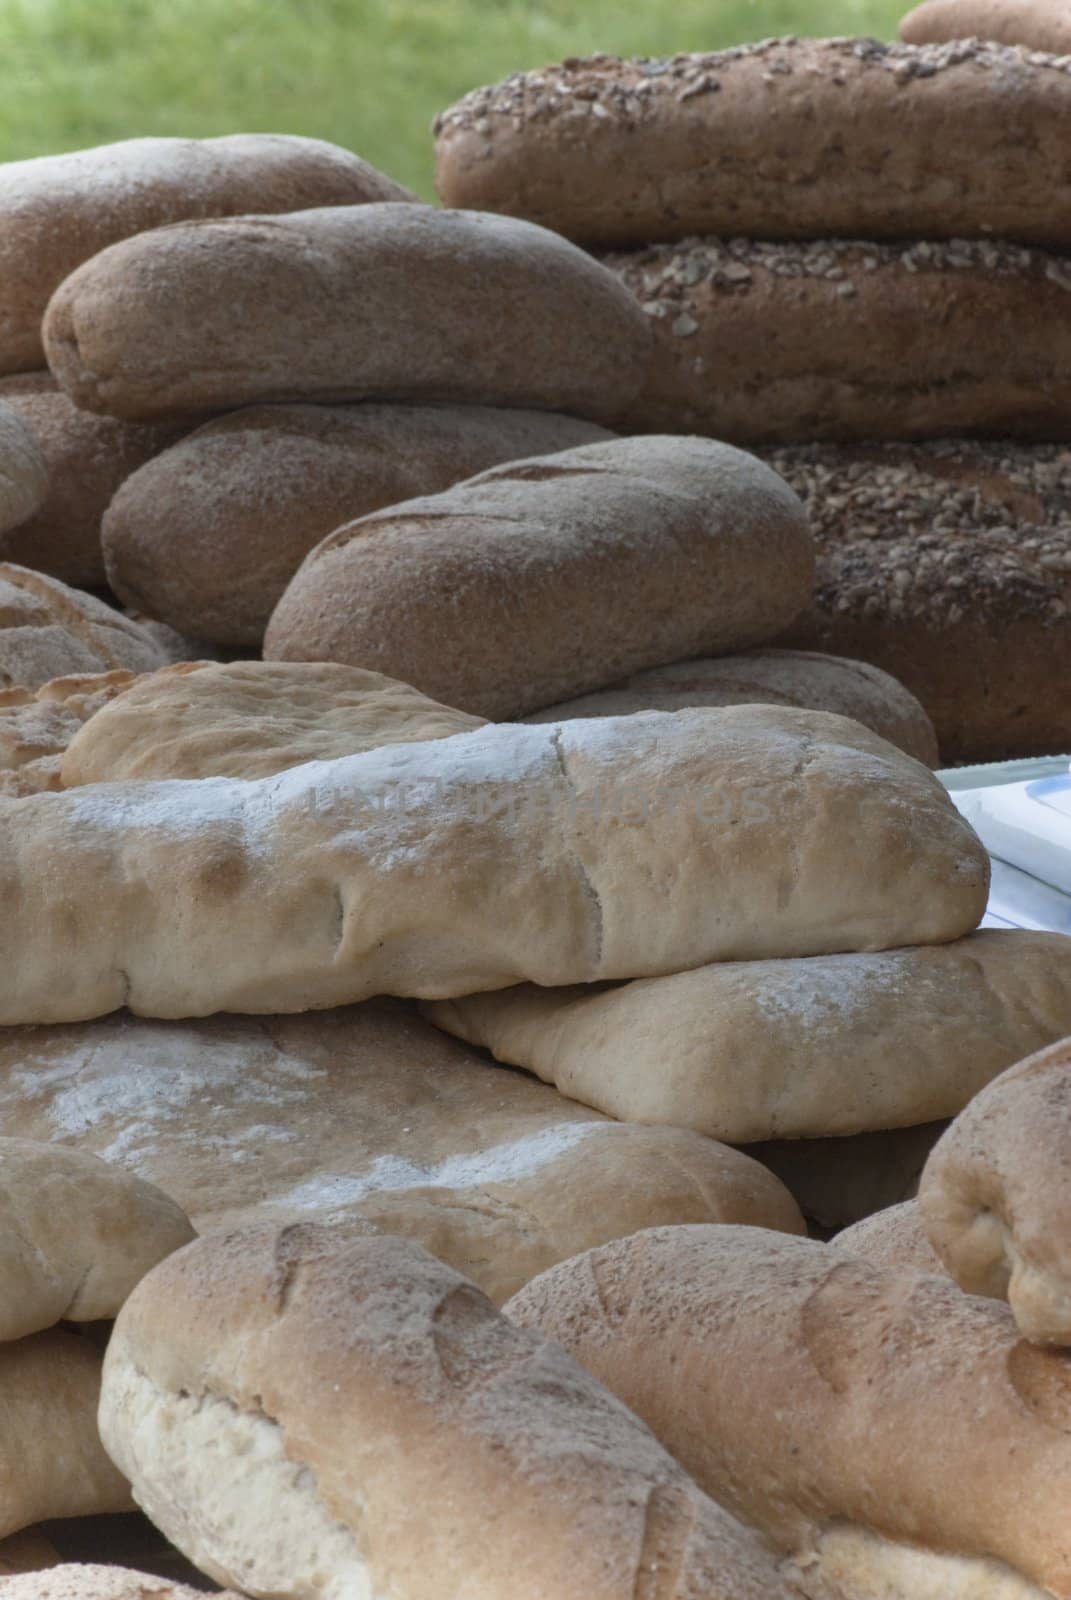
[901,0,1071,54]
[0,403,47,538]
[0,566,182,695]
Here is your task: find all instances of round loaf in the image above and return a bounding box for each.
[0,133,415,376]
[264,436,813,718]
[523,648,939,765]
[901,0,1071,53]
[434,38,1071,249]
[603,235,1071,444]
[43,205,651,425]
[0,403,47,537]
[0,566,184,693]
[0,374,192,589]
[102,403,612,647]
[771,439,1071,763]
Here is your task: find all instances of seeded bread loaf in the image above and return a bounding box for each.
[434,38,1071,249]
[901,0,1071,54]
[0,403,47,537]
[771,440,1071,762]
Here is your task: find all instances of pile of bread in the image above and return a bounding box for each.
[2,3,1071,1597]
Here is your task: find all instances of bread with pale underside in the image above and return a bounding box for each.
[0,405,47,538]
[901,0,1071,53]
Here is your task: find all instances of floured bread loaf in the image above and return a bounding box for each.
[0,1568,241,1598]
[61,661,486,785]
[265,436,814,717]
[605,236,1071,443]
[0,1532,62,1575]
[834,1199,945,1273]
[0,404,47,537]
[920,1036,1071,1344]
[0,671,138,797]
[901,0,1071,52]
[507,1225,1071,1599]
[0,708,988,1024]
[433,39,1071,249]
[0,375,192,589]
[100,1225,801,1600]
[0,1328,132,1539]
[0,1002,802,1305]
[425,931,1066,1142]
[0,567,177,694]
[748,1123,948,1229]
[524,648,939,765]
[103,403,612,647]
[1,134,415,376]
[43,205,650,425]
[0,1139,193,1342]
[772,439,1071,762]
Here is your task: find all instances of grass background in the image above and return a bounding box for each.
[0,0,904,198]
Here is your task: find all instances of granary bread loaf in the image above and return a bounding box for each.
[0,708,988,1025]
[0,1001,802,1305]
[102,403,612,647]
[264,436,814,717]
[507,1225,1071,1599]
[834,1198,945,1274]
[425,931,1071,1142]
[43,205,651,425]
[749,1123,948,1228]
[0,566,184,693]
[434,37,1071,249]
[0,374,192,589]
[901,0,1071,53]
[0,671,138,797]
[0,134,415,376]
[771,440,1071,762]
[604,236,1071,444]
[0,1568,241,1599]
[524,647,939,766]
[0,403,47,537]
[100,1225,801,1600]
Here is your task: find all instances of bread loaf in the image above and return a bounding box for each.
[0,403,47,537]
[507,1225,1071,1599]
[901,0,1071,53]
[524,648,939,766]
[264,436,814,717]
[0,1568,241,1599]
[748,1123,948,1229]
[0,374,192,589]
[0,1001,802,1303]
[43,205,651,424]
[0,708,988,1025]
[100,1225,802,1600]
[434,38,1071,249]
[771,439,1071,762]
[102,403,613,648]
[603,235,1071,443]
[0,134,415,375]
[0,671,139,797]
[833,1198,945,1273]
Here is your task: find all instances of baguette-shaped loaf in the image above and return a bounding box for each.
[0,404,47,538]
[43,205,651,424]
[0,134,414,375]
[901,0,1071,53]
[0,708,988,1025]
[264,436,814,718]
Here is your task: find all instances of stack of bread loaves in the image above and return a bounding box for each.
[435,40,1071,759]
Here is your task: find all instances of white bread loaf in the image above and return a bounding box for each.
[0,671,141,798]
[0,1568,241,1599]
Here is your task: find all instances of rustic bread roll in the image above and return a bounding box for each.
[100,1225,801,1600]
[0,375,192,589]
[0,403,47,537]
[0,1139,194,1342]
[426,931,1069,1142]
[265,436,813,716]
[0,1001,802,1304]
[0,1328,132,1539]
[0,1532,62,1575]
[102,403,613,648]
[834,1199,945,1273]
[0,1568,240,1599]
[43,205,650,425]
[901,0,1071,52]
[0,567,178,694]
[61,661,486,785]
[524,647,938,765]
[771,439,1071,763]
[604,236,1071,444]
[0,671,138,797]
[506,1225,1071,1599]
[0,134,414,377]
[748,1123,948,1229]
[0,708,988,1025]
[434,38,1071,250]
[919,1036,1071,1345]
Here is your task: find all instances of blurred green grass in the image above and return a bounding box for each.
[0,0,904,197]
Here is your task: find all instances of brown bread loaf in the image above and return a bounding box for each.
[102,403,612,647]
[0,403,47,537]
[264,436,813,717]
[602,235,1071,443]
[901,0,1071,53]
[0,566,184,694]
[434,38,1071,249]
[770,439,1071,762]
[43,205,651,425]
[0,134,415,376]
